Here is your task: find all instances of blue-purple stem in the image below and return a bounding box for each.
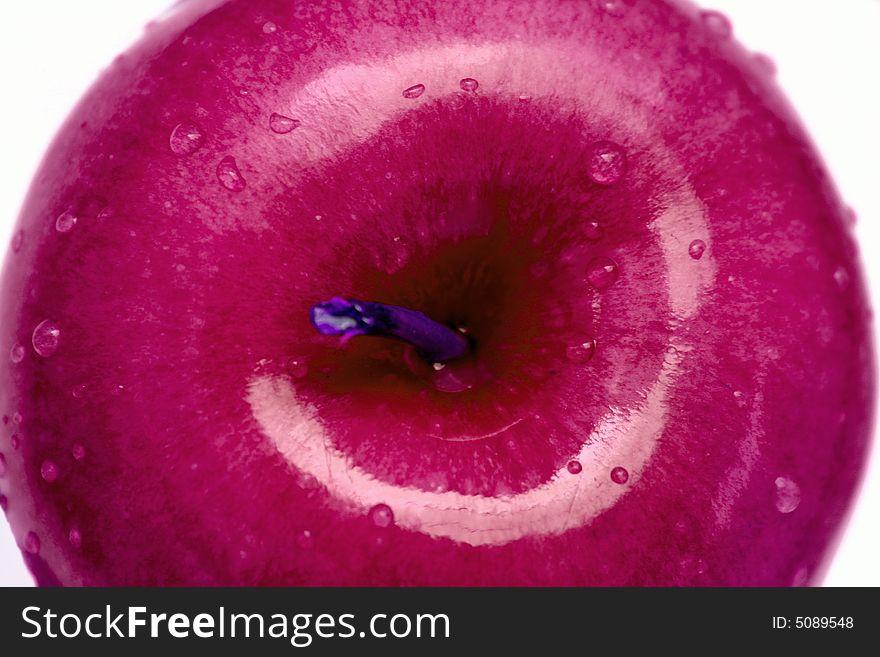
[310,297,469,363]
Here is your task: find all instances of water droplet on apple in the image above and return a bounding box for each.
[262,21,277,34]
[610,466,629,484]
[269,112,300,134]
[791,567,809,587]
[688,239,706,260]
[369,503,394,528]
[169,121,205,155]
[586,256,619,290]
[296,529,314,549]
[9,343,25,364]
[55,210,77,233]
[774,476,801,513]
[12,412,22,425]
[566,339,596,364]
[600,0,634,17]
[700,10,732,38]
[286,358,308,379]
[584,220,603,241]
[40,460,59,483]
[567,460,583,474]
[447,92,467,110]
[459,77,479,92]
[216,156,246,192]
[433,362,484,393]
[402,83,426,99]
[0,453,7,476]
[32,320,61,357]
[68,527,82,549]
[587,140,626,185]
[753,52,776,76]
[11,435,20,450]
[833,266,849,288]
[72,444,86,461]
[24,531,40,554]
[679,556,707,576]
[11,230,24,253]
[518,94,532,102]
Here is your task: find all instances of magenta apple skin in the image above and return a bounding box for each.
[0,0,873,586]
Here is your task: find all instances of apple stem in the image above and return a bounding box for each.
[310,297,470,363]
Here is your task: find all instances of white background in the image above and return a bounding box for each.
[1,0,878,586]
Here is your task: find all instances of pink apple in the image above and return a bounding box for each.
[0,0,873,586]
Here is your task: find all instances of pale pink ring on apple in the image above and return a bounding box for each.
[241,40,684,189]
[244,41,720,546]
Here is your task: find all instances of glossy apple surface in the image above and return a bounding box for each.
[0,0,873,585]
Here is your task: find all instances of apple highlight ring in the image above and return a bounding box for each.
[246,43,716,547]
